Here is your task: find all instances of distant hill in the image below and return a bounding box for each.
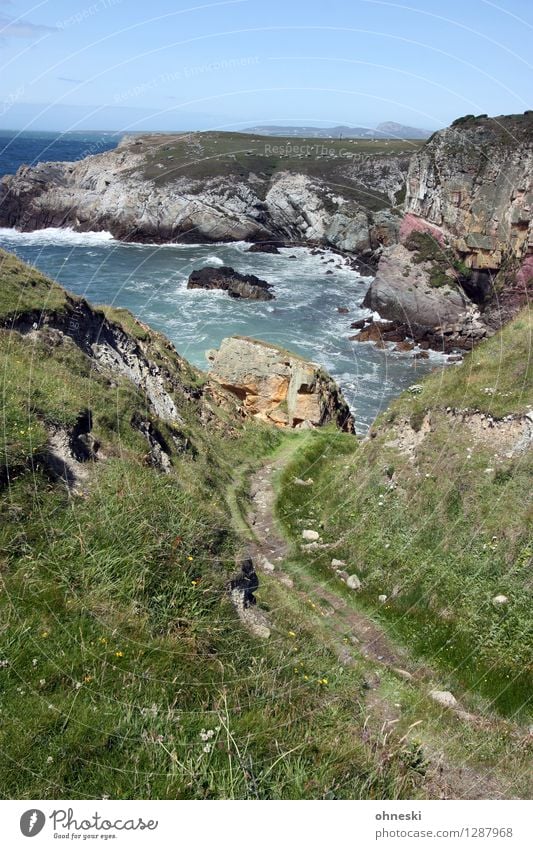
[243,122,432,139]
[374,121,431,139]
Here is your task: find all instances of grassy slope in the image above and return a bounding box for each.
[0,251,427,800]
[277,309,533,719]
[279,310,533,717]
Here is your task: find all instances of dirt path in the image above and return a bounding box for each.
[229,442,529,800]
[247,453,430,675]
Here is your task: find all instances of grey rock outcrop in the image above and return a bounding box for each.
[0,132,409,255]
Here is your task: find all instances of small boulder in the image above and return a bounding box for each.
[257,554,275,573]
[278,574,294,588]
[346,574,361,590]
[331,558,346,568]
[302,529,320,541]
[335,569,349,582]
[429,689,458,709]
[492,594,509,606]
[378,594,388,604]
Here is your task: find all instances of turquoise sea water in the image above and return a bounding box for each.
[0,131,441,432]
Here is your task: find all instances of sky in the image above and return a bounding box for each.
[0,0,531,131]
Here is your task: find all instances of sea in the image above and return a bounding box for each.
[0,131,440,432]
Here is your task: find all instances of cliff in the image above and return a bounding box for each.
[362,112,533,348]
[0,131,413,255]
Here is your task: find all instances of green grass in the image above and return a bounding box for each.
[276,313,533,718]
[0,249,67,320]
[0,252,427,799]
[389,307,532,419]
[1,250,531,799]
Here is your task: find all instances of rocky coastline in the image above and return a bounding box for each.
[1,114,531,354]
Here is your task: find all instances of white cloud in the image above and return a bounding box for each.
[0,14,55,41]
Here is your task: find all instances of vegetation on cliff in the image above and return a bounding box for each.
[0,251,424,799]
[277,309,533,716]
[0,251,531,800]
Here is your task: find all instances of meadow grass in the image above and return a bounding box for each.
[276,310,533,719]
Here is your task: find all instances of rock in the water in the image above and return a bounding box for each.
[207,336,355,431]
[187,266,274,301]
[362,244,483,351]
[346,574,362,590]
[246,241,281,254]
[429,689,458,708]
[492,594,509,606]
[302,529,320,541]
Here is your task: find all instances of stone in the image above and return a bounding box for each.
[293,477,314,486]
[363,244,476,347]
[492,594,509,606]
[346,574,361,590]
[378,594,387,603]
[278,574,294,588]
[187,266,274,301]
[393,668,414,681]
[207,336,355,432]
[302,529,320,541]
[331,558,346,567]
[257,555,275,573]
[429,689,458,708]
[395,340,415,352]
[246,241,281,254]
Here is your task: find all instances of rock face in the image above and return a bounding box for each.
[187,266,274,300]
[206,336,355,432]
[362,243,487,350]
[364,113,533,347]
[405,113,533,272]
[0,132,408,256]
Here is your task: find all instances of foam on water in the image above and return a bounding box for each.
[0,229,441,431]
[0,226,115,246]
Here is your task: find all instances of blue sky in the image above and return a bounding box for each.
[0,0,531,131]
